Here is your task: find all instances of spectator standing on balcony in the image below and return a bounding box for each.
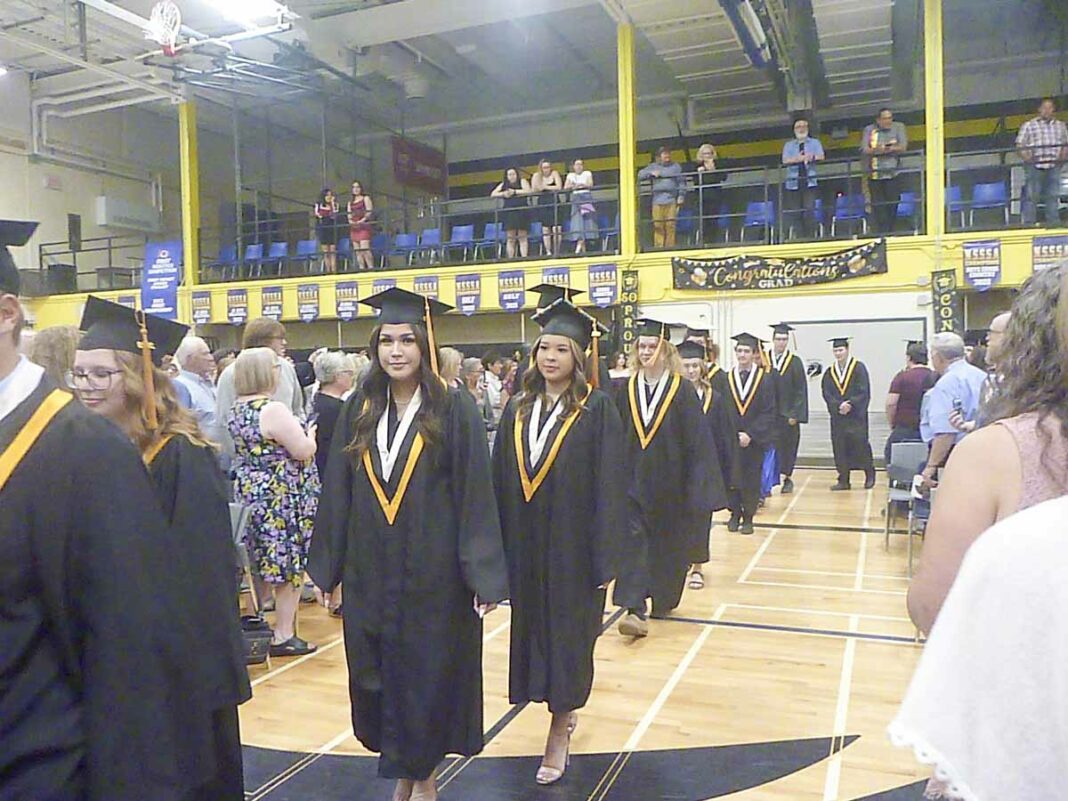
[565,159,598,255]
[531,159,564,256]
[314,188,340,273]
[695,143,726,245]
[638,147,687,249]
[347,180,375,271]
[861,108,908,235]
[782,118,825,240]
[492,168,532,260]
[1017,98,1068,228]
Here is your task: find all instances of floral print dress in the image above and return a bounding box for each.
[229,398,320,587]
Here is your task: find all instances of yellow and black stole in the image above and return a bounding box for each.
[513,388,591,502]
[0,389,72,492]
[627,372,682,450]
[830,357,858,397]
[728,366,766,418]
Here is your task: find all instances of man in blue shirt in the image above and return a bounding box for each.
[920,332,987,484]
[174,335,220,444]
[782,118,825,240]
[638,147,686,248]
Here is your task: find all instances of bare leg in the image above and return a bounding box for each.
[272,583,301,642]
[518,230,529,258]
[575,236,586,255]
[392,779,413,801]
[553,227,562,254]
[542,231,553,255]
[536,710,575,784]
[410,775,437,800]
[506,231,517,259]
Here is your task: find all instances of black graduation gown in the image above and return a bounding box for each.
[492,389,625,714]
[708,363,730,398]
[147,435,252,801]
[767,350,809,477]
[308,388,509,781]
[613,372,718,614]
[0,377,213,801]
[688,383,736,563]
[724,367,778,518]
[821,358,875,475]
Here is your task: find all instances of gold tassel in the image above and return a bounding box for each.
[424,296,441,379]
[589,321,601,389]
[135,308,159,430]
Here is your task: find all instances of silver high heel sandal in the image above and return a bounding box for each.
[536,714,577,785]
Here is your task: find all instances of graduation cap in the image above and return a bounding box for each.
[828,337,851,348]
[359,286,453,377]
[685,326,710,339]
[527,283,584,310]
[677,340,708,360]
[532,299,609,388]
[637,318,670,340]
[0,220,39,296]
[770,323,795,335]
[963,329,987,347]
[731,332,762,350]
[78,296,190,431]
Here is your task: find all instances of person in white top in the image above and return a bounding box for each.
[564,159,598,254]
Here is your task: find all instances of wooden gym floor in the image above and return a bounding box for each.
[239,467,929,800]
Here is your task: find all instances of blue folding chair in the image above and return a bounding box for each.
[255,241,288,277]
[475,222,503,260]
[389,233,419,266]
[335,236,352,272]
[831,194,867,236]
[416,228,441,265]
[443,224,475,262]
[206,243,237,281]
[945,185,966,229]
[600,213,621,253]
[896,192,919,234]
[370,233,390,269]
[290,239,319,275]
[968,181,1009,227]
[241,243,263,279]
[676,207,696,246]
[740,201,775,242]
[527,221,544,255]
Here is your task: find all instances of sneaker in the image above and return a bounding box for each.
[618,613,649,638]
[781,477,794,494]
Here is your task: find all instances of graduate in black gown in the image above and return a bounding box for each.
[72,296,251,800]
[492,299,624,786]
[766,323,809,494]
[0,229,213,801]
[678,340,735,589]
[821,337,876,490]
[309,288,509,801]
[725,333,778,535]
[614,320,718,637]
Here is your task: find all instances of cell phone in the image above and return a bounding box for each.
[952,399,963,415]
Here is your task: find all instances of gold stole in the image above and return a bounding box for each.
[830,358,858,396]
[362,434,425,526]
[143,434,175,466]
[627,373,682,450]
[728,368,765,417]
[513,388,591,503]
[0,390,73,492]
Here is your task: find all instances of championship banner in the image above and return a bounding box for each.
[620,270,639,354]
[541,265,571,291]
[931,269,963,334]
[498,270,525,312]
[116,295,137,309]
[371,278,396,315]
[588,263,617,308]
[673,239,887,290]
[455,274,481,316]
[336,281,358,321]
[1033,234,1068,272]
[297,284,320,322]
[392,136,447,195]
[140,240,181,320]
[191,291,212,325]
[413,274,439,300]
[227,288,248,325]
[962,239,1001,291]
[260,286,283,321]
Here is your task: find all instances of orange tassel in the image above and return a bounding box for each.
[424,296,441,380]
[135,308,159,430]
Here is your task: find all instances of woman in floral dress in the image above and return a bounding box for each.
[229,347,320,656]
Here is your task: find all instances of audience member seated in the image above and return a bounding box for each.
[531,159,564,255]
[861,108,908,235]
[491,168,532,259]
[909,264,1068,636]
[782,118,825,240]
[638,146,687,249]
[1016,97,1068,228]
[564,159,598,255]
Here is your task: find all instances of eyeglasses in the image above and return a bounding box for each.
[66,368,123,390]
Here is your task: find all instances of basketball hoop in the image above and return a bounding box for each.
[145,0,182,57]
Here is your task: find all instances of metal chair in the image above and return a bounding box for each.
[945,185,966,229]
[335,235,353,272]
[256,241,288,277]
[968,181,1009,228]
[388,232,419,266]
[443,224,475,262]
[601,213,621,253]
[883,441,929,570]
[831,194,867,236]
[740,201,775,242]
[527,221,544,255]
[370,232,390,269]
[290,239,319,274]
[475,222,503,260]
[896,192,920,234]
[241,243,264,280]
[206,243,238,282]
[416,228,442,265]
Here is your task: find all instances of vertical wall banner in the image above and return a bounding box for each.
[336,281,358,321]
[227,288,248,325]
[371,278,397,315]
[260,286,283,321]
[117,294,137,309]
[297,284,320,322]
[391,136,447,195]
[498,270,525,312]
[413,274,439,300]
[1033,234,1068,272]
[541,265,571,290]
[620,270,640,354]
[455,274,481,316]
[962,239,1001,291]
[588,263,618,308]
[191,290,212,325]
[141,240,182,320]
[931,269,963,334]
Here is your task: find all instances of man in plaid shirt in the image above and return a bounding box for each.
[1016,98,1068,227]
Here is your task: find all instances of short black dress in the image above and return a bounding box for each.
[315,202,338,246]
[499,182,531,230]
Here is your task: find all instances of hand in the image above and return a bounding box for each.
[650,169,660,177]
[788,418,798,426]
[307,423,318,441]
[474,597,498,618]
[838,401,852,415]
[676,198,685,206]
[738,432,751,448]
[920,465,939,487]
[948,410,976,433]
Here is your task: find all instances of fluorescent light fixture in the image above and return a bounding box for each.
[220,0,289,26]
[0,66,8,77]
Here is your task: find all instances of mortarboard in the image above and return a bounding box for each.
[731,332,762,350]
[527,283,584,310]
[532,298,606,351]
[359,286,453,377]
[685,326,710,339]
[963,329,986,347]
[677,340,708,360]
[0,220,40,296]
[637,318,670,340]
[78,295,189,366]
[828,337,851,348]
[770,323,795,334]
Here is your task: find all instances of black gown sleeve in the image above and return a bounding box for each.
[710,393,742,490]
[747,373,780,447]
[783,359,810,423]
[589,391,626,586]
[677,381,723,515]
[449,389,510,604]
[821,369,838,413]
[308,395,359,592]
[848,362,872,417]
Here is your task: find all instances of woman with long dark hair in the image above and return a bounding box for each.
[491,167,532,259]
[492,300,624,785]
[315,188,340,273]
[309,287,508,801]
[72,296,250,800]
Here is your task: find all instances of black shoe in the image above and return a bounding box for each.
[727,514,740,532]
[830,481,851,492]
[781,477,794,494]
[740,518,755,535]
[864,474,876,489]
[757,497,766,508]
[269,636,317,657]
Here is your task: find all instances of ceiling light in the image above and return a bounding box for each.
[0,66,8,77]
[220,0,289,26]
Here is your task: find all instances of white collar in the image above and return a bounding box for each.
[528,395,565,467]
[377,386,422,482]
[638,370,669,426]
[772,349,790,370]
[834,358,853,381]
[0,356,45,423]
[732,364,758,401]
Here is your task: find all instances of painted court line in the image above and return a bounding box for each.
[822,615,860,801]
[250,636,344,688]
[725,602,911,623]
[664,615,917,646]
[738,476,812,583]
[854,530,868,591]
[740,578,907,597]
[750,566,908,582]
